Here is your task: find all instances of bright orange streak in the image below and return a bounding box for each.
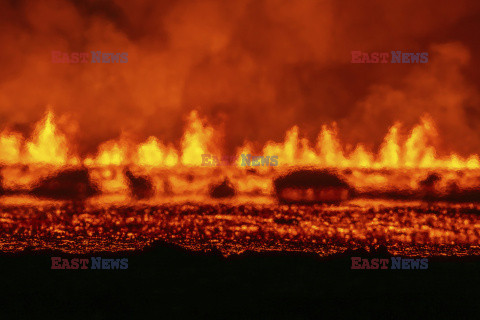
[0,109,478,169]
[180,111,215,166]
[137,136,178,167]
[25,111,77,165]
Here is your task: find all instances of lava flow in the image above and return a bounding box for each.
[1,110,480,198]
[1,110,480,169]
[1,110,480,256]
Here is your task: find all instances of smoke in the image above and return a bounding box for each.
[343,42,480,154]
[0,0,480,156]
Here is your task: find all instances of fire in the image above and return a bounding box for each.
[85,140,127,166]
[83,110,214,167]
[0,109,479,170]
[0,111,78,166]
[253,115,480,169]
[180,111,216,166]
[0,132,21,164]
[379,124,401,167]
[137,137,178,167]
[25,111,77,165]
[317,124,347,167]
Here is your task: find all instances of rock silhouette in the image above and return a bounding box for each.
[125,169,155,199]
[274,169,351,204]
[209,178,236,198]
[30,168,99,200]
[0,171,4,196]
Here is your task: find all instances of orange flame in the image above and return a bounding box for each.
[137,136,178,167]
[0,111,78,166]
[85,140,127,166]
[0,109,479,169]
[0,132,21,164]
[237,114,479,169]
[25,111,77,165]
[180,111,216,166]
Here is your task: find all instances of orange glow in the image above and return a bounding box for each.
[379,124,401,167]
[0,109,479,169]
[137,136,178,167]
[0,111,78,166]
[85,140,127,166]
[180,111,217,166]
[25,111,76,165]
[0,132,21,164]
[247,115,480,169]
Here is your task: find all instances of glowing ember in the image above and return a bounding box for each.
[1,200,480,256]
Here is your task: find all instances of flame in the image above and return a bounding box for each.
[317,124,347,167]
[246,115,480,169]
[137,137,178,167]
[379,124,401,167]
[85,140,127,166]
[0,111,78,166]
[180,111,216,166]
[0,132,21,164]
[25,111,76,165]
[0,109,479,169]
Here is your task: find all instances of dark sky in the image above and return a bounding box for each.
[1,0,480,156]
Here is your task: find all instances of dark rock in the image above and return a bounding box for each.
[419,173,441,188]
[30,168,99,200]
[274,169,351,204]
[273,217,299,225]
[343,245,392,259]
[418,174,480,202]
[441,182,480,202]
[125,169,155,199]
[0,171,4,196]
[370,244,391,257]
[209,178,236,198]
[443,188,480,202]
[447,181,460,194]
[419,172,442,200]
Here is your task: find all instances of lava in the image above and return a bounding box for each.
[1,110,479,170]
[1,200,480,256]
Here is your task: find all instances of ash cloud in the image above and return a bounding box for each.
[0,0,479,156]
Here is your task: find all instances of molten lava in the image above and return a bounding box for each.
[1,109,478,170]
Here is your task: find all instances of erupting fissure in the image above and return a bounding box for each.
[0,110,479,169]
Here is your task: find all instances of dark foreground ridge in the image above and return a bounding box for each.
[1,241,480,319]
